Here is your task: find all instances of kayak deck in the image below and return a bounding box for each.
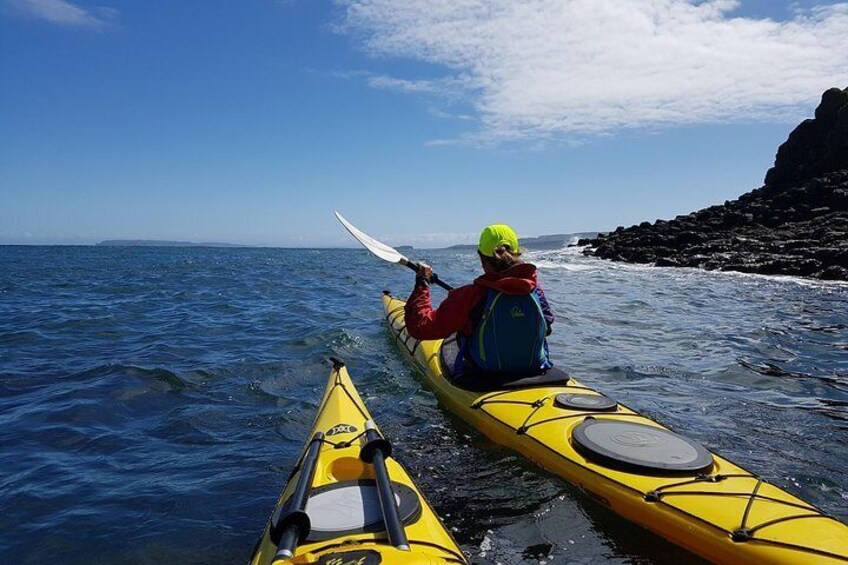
[383,292,848,565]
[250,360,467,565]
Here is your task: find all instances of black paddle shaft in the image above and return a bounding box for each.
[403,260,454,291]
[270,432,324,559]
[359,421,410,551]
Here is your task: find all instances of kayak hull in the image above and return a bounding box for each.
[383,292,848,565]
[250,360,467,565]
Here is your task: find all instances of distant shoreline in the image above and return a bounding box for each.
[96,239,248,248]
[1,233,598,251]
[442,232,598,251]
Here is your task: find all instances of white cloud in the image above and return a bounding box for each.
[8,0,117,29]
[337,0,848,142]
[367,75,439,93]
[428,108,475,121]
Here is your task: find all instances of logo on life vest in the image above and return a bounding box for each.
[510,306,526,318]
[326,423,357,436]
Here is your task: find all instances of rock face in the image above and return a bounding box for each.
[581,87,848,281]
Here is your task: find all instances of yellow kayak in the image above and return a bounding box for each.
[383,291,848,565]
[250,359,467,565]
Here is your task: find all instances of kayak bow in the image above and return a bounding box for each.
[382,291,848,565]
[250,359,467,565]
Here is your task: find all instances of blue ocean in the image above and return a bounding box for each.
[2,245,846,564]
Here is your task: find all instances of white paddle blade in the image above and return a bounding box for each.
[334,211,409,264]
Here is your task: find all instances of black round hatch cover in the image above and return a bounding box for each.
[302,480,421,541]
[572,419,714,474]
[554,393,617,412]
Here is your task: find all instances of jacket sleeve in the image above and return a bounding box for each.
[404,282,479,340]
[535,284,555,334]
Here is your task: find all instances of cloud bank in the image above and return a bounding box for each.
[8,0,117,29]
[337,0,848,142]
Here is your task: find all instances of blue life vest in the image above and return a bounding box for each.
[458,288,551,377]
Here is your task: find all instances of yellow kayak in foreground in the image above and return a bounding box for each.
[383,292,848,565]
[250,359,467,565]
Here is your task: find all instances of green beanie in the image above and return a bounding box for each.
[478,224,520,257]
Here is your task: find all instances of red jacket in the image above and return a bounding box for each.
[404,263,554,340]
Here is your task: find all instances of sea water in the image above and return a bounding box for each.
[1,245,846,564]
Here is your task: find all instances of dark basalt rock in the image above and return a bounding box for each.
[582,87,848,281]
[765,88,848,189]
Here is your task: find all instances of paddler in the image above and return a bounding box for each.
[404,224,554,381]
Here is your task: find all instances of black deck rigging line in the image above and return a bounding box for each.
[645,491,848,560]
[515,398,548,434]
[739,478,764,532]
[386,314,405,339]
[386,306,404,322]
[647,488,842,538]
[336,382,370,421]
[396,329,407,346]
[471,384,598,409]
[474,397,536,408]
[318,429,369,450]
[405,539,468,563]
[297,538,467,564]
[515,410,646,433]
[550,384,595,393]
[646,490,825,512]
[473,387,552,408]
[470,388,519,407]
[308,366,370,444]
[478,399,539,408]
[747,512,832,534]
[651,473,753,491]
[727,535,848,562]
[386,301,423,354]
[646,473,840,528]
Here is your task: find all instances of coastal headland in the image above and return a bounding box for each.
[580,87,848,281]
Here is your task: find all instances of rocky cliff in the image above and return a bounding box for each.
[580,87,848,281]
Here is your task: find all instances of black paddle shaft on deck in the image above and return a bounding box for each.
[359,421,410,551]
[270,432,324,559]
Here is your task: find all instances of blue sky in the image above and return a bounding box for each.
[1,1,846,247]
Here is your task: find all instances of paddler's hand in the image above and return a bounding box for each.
[416,263,432,285]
